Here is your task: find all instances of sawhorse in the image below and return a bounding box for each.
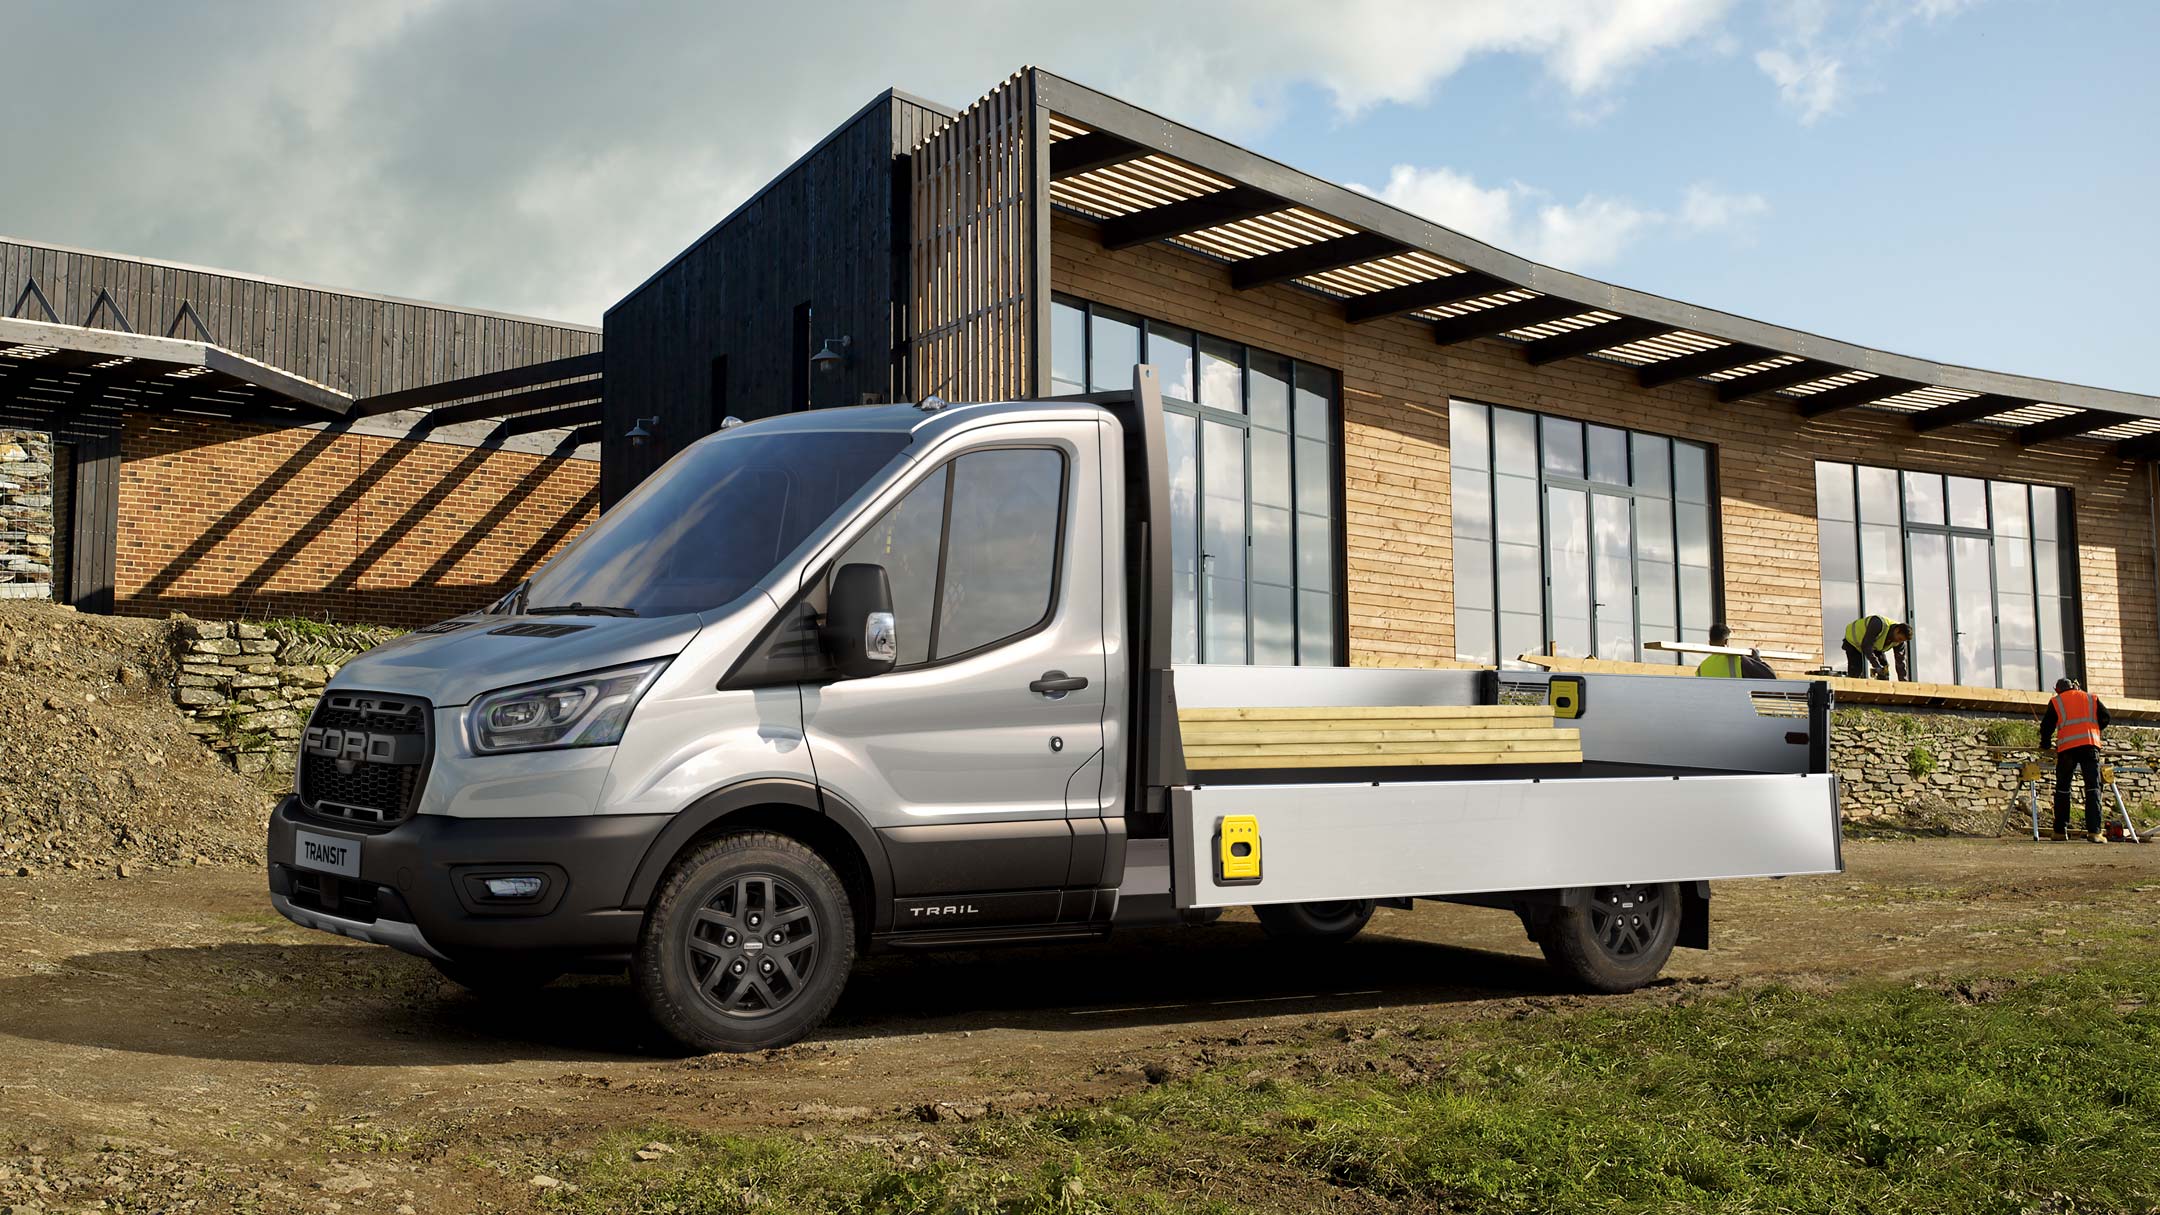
[1996,751,2147,841]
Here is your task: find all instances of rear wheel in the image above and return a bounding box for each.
[430,956,565,997]
[1538,883,1680,993]
[1254,899,1376,945]
[633,831,856,1053]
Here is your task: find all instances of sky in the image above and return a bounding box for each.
[4,0,2156,393]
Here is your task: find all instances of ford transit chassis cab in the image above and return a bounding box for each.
[267,367,1843,1052]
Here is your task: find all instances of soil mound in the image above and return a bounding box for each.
[0,601,274,876]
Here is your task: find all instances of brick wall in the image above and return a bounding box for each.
[113,414,598,627]
[1052,213,2160,697]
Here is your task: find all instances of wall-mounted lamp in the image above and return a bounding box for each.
[626,416,660,448]
[810,335,852,374]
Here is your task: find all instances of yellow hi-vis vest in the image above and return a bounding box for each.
[1697,653,1744,678]
[1844,615,1902,653]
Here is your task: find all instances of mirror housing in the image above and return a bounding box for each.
[824,563,897,678]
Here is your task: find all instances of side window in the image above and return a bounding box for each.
[832,465,946,666]
[936,449,1065,659]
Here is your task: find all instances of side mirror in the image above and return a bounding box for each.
[824,563,897,677]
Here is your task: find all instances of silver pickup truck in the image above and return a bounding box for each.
[267,367,1842,1051]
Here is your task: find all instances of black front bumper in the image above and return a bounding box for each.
[266,796,669,964]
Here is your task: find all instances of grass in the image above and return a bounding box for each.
[1906,743,1937,777]
[528,954,2160,1214]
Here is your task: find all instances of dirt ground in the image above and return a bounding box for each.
[0,838,2155,1213]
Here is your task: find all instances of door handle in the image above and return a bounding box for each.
[1030,670,1089,697]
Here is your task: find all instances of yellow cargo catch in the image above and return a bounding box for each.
[1217,815,1262,882]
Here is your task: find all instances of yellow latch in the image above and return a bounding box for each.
[1550,676,1586,720]
[1217,815,1261,883]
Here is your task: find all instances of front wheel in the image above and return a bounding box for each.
[633,831,856,1053]
[1538,883,1680,993]
[1254,899,1376,945]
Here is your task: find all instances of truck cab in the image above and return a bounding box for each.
[268,368,1842,1051]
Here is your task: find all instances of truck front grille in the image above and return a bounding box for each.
[297,693,431,827]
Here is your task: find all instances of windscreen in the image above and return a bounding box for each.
[525,429,909,618]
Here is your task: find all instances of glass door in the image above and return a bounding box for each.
[1951,534,1998,686]
[1544,486,1592,658]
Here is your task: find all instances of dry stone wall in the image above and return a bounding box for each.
[0,430,54,600]
[169,618,404,776]
[1832,707,2160,833]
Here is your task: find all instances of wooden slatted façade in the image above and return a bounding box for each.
[1178,705,1582,770]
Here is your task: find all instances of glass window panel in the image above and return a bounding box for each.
[1902,471,1944,527]
[1818,519,1858,584]
[1591,493,1636,660]
[1455,606,1496,665]
[1495,473,1540,546]
[1297,590,1335,665]
[1638,558,1677,649]
[1542,418,1585,479]
[1990,482,2030,538]
[1631,433,1671,496]
[1252,584,1296,665]
[1297,512,1334,591]
[1856,466,1900,527]
[1906,533,1954,683]
[1588,425,1628,486]
[1089,307,1140,393]
[2034,539,2060,597]
[1815,461,1855,523]
[1947,476,1988,530]
[1252,504,1293,587]
[936,450,1062,659]
[1679,565,1713,639]
[1676,502,1712,568]
[1451,401,1490,471]
[1497,541,1542,618]
[1998,593,2037,690]
[1821,580,1859,665]
[1251,427,1292,511]
[2039,597,2067,688]
[1294,436,1331,516]
[1863,580,1906,622]
[1674,442,1710,504]
[1546,487,1591,658]
[1499,610,1543,670]
[1951,534,1996,685]
[1454,472,1493,543]
[1050,300,1087,395]
[1859,522,1902,584]
[1994,539,2032,596]
[1201,420,1246,585]
[835,465,947,667]
[1198,336,1242,413]
[2032,486,2061,541]
[1148,323,1196,403]
[1456,539,1494,612]
[1636,497,1674,563]
[1206,577,1248,664]
[1248,352,1290,431]
[1293,364,1334,440]
[1165,411,1200,665]
[1494,407,1537,475]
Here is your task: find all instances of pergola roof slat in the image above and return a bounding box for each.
[1100,186,1286,250]
[1521,317,1672,366]
[1715,359,1846,403]
[1430,296,1588,345]
[1228,232,1410,291]
[2017,410,2131,446]
[1342,272,1511,324]
[1796,376,1928,418]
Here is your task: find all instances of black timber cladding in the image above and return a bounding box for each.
[601,90,954,506]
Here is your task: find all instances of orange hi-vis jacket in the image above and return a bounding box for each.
[2049,689,2102,753]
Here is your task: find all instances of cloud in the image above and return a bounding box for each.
[1754,0,1978,123]
[0,0,1738,322]
[1754,47,1846,124]
[1351,167,1765,273]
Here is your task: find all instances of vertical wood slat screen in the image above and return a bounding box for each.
[909,71,1039,403]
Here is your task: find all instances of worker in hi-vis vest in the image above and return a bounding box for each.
[1841,615,1912,681]
[1697,624,1777,678]
[2039,677,2113,842]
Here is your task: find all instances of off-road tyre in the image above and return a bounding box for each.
[633,831,855,1053]
[430,956,565,997]
[1254,899,1376,945]
[1538,882,1681,993]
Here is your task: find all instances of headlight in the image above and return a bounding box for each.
[465,660,668,754]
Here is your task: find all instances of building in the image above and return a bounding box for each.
[0,238,604,625]
[604,68,2160,699]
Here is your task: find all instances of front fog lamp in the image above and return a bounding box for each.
[466,660,667,754]
[482,876,546,900]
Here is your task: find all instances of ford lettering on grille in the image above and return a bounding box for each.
[302,727,423,768]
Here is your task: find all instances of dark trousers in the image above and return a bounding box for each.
[2054,744,2103,835]
[1842,641,1885,680]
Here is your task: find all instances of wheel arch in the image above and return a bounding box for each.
[621,778,894,939]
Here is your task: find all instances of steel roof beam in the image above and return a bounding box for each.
[1227,232,1409,291]
[1796,376,1927,418]
[494,402,602,438]
[2115,433,2160,462]
[1715,359,1845,404]
[1429,296,1587,346]
[1050,131,1149,179]
[1521,317,1672,367]
[1908,394,2025,432]
[354,351,604,416]
[1636,344,1776,389]
[1099,186,1287,250]
[418,378,602,429]
[2017,410,2129,447]
[1342,272,1511,324]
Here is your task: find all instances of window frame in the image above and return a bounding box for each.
[1053,293,1347,666]
[822,442,1072,674]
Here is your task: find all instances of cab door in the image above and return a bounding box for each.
[799,419,1108,926]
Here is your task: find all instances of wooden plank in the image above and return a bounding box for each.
[1182,723,1574,741]
[1178,704,1552,722]
[1185,730,1578,750]
[1188,749,1580,771]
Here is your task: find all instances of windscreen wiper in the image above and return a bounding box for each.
[526,602,639,617]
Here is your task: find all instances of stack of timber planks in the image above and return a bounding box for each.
[1178,705,1582,771]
